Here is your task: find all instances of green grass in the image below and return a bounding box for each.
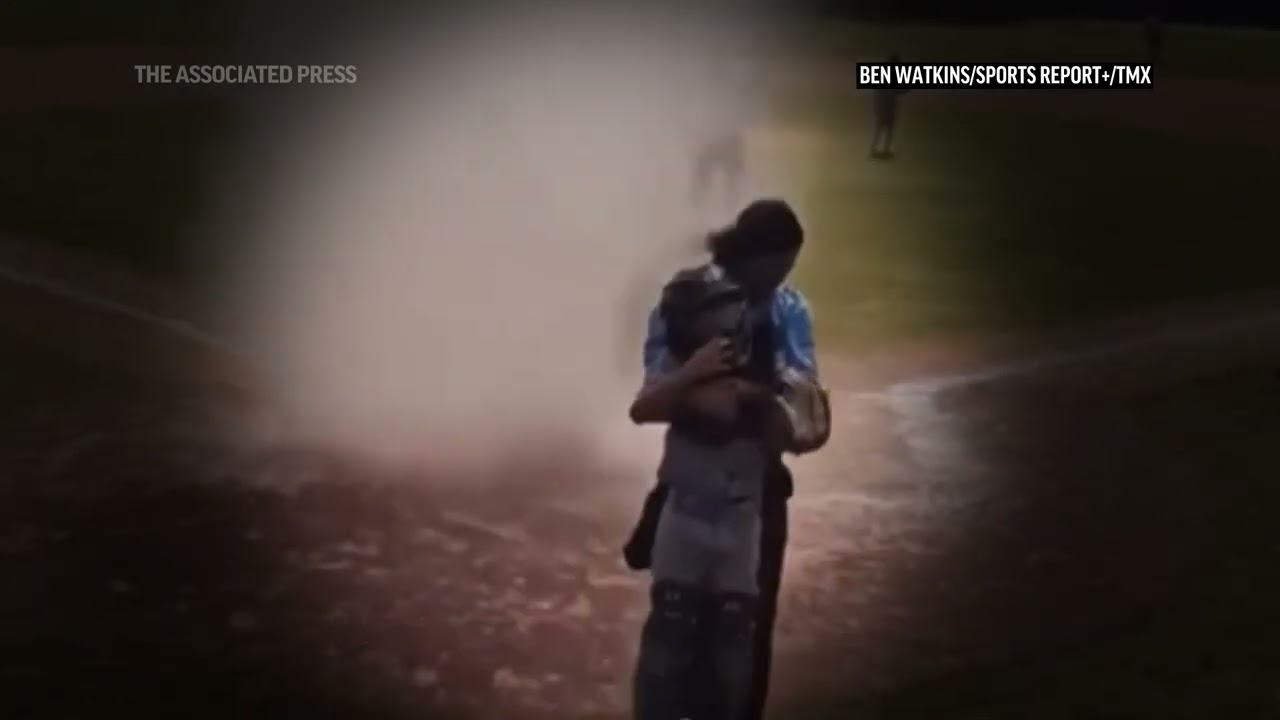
[803,20,1280,82]
[0,23,1276,350]
[772,103,1280,350]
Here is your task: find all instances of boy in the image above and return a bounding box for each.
[629,269,780,720]
[627,199,831,720]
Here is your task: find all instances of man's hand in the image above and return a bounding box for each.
[629,338,733,426]
[676,337,735,384]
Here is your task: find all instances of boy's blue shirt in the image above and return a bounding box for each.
[641,264,817,386]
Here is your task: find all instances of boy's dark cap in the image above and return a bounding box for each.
[707,198,804,262]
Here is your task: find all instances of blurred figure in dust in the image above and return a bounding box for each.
[1144,16,1165,66]
[869,52,908,160]
[692,56,753,214]
[626,199,824,720]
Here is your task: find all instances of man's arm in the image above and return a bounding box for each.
[630,305,686,425]
[630,303,736,425]
[629,364,702,425]
[640,303,669,379]
[776,287,818,378]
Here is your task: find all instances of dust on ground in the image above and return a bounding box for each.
[5,226,1280,717]
[7,302,1278,718]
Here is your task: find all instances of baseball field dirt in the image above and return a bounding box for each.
[3,195,1280,719]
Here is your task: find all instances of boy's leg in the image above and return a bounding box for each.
[709,591,758,720]
[704,505,762,720]
[635,503,712,719]
[634,580,704,720]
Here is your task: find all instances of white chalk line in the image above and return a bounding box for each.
[0,264,240,356]
[841,307,1280,478]
[4,259,1280,483]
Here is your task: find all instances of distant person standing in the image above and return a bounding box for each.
[1144,17,1165,66]
[869,52,908,160]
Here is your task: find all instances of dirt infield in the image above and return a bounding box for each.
[4,226,1280,718]
[3,69,1280,716]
